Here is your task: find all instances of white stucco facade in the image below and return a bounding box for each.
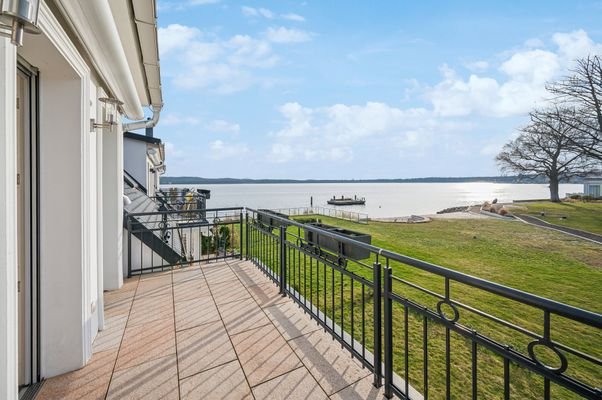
[124,133,166,197]
[0,1,162,398]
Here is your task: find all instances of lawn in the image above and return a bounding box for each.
[511,200,602,235]
[248,214,602,399]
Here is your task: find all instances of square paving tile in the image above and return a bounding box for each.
[230,324,302,387]
[288,329,370,395]
[263,301,321,341]
[203,267,239,285]
[135,275,173,298]
[248,282,289,308]
[179,360,252,400]
[209,280,251,305]
[107,354,179,400]
[93,317,127,353]
[36,348,118,400]
[128,293,174,326]
[176,320,237,379]
[174,296,220,331]
[232,267,269,287]
[104,289,136,307]
[173,279,211,303]
[252,366,329,400]
[121,276,140,292]
[219,297,272,335]
[329,374,387,400]
[115,317,176,371]
[172,267,204,283]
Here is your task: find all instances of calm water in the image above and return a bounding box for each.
[162,182,582,218]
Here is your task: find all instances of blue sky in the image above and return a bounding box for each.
[154,0,602,179]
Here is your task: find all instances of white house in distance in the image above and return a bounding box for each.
[0,1,162,399]
[124,130,166,197]
[584,176,602,198]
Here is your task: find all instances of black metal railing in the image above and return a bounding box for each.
[125,207,243,276]
[245,208,602,400]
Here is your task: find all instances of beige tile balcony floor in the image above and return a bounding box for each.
[35,259,387,400]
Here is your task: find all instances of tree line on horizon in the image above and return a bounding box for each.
[496,55,602,202]
[160,175,586,185]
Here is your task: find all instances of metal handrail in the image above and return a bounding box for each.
[247,208,601,330]
[246,208,602,399]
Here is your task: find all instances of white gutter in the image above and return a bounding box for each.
[122,104,162,132]
[58,0,144,119]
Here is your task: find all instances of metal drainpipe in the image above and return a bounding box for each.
[122,104,162,132]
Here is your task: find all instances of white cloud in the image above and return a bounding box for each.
[281,13,305,22]
[427,30,602,118]
[524,38,545,48]
[552,29,602,62]
[158,24,201,55]
[189,0,220,4]
[227,35,278,68]
[161,113,201,126]
[207,119,240,134]
[241,6,274,19]
[209,140,249,159]
[270,101,469,163]
[465,60,489,72]
[265,27,313,43]
[242,7,305,22]
[165,142,185,159]
[159,24,280,93]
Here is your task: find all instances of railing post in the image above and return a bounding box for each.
[126,215,132,278]
[383,266,393,398]
[279,225,286,296]
[245,211,249,260]
[239,211,243,260]
[373,261,382,387]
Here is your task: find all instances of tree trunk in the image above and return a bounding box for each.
[549,175,561,202]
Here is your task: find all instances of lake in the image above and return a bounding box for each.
[162,182,583,218]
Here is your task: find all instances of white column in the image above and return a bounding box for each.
[102,121,124,290]
[38,66,90,378]
[0,37,18,400]
[96,95,105,331]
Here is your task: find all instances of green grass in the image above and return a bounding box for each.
[512,200,602,235]
[247,215,602,399]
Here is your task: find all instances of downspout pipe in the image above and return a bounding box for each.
[122,104,162,132]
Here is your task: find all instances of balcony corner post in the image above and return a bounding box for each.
[239,211,244,260]
[279,225,286,296]
[126,214,132,278]
[245,211,249,260]
[373,261,383,387]
[384,265,393,398]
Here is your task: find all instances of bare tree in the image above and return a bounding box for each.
[497,108,597,202]
[544,55,602,161]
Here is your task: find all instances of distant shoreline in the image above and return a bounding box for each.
[161,176,583,185]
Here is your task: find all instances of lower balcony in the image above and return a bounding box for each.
[35,259,385,400]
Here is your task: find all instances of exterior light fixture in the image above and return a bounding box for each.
[0,0,41,46]
[91,97,124,130]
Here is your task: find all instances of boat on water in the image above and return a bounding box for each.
[327,195,366,206]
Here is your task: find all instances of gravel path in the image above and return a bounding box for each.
[516,214,602,244]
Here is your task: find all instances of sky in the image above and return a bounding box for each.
[153,0,602,179]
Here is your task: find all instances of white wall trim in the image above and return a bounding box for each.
[0,37,18,400]
[37,2,94,377]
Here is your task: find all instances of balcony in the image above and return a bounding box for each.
[36,259,384,400]
[36,208,602,399]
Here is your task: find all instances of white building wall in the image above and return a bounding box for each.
[124,138,149,190]
[18,4,100,379]
[0,37,19,400]
[103,126,124,291]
